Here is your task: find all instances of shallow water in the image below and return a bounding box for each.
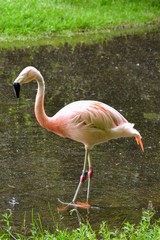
[0,28,160,230]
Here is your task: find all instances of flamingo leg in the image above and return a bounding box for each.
[72,148,89,203]
[87,151,92,203]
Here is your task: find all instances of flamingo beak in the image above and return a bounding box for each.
[13,82,20,98]
[135,136,144,152]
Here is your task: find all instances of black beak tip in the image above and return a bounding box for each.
[13,82,20,98]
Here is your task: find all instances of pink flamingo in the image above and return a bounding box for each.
[13,66,144,208]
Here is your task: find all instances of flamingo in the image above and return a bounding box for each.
[13,66,144,208]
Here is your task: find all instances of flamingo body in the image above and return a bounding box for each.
[47,100,139,150]
[13,66,144,206]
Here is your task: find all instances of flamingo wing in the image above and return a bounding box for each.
[71,101,127,131]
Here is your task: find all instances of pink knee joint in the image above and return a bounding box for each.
[88,168,93,179]
[80,171,87,183]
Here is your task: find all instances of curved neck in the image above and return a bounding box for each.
[34,76,49,129]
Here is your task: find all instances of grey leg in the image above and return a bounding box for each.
[72,148,89,203]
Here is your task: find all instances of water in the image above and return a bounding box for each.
[0,28,160,230]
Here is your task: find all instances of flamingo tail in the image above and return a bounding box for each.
[135,136,144,152]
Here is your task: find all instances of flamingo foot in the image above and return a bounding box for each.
[57,199,99,211]
[57,199,91,211]
[57,205,70,212]
[74,201,91,209]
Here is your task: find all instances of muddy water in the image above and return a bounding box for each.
[0,28,160,230]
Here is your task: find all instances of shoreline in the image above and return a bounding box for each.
[0,21,159,49]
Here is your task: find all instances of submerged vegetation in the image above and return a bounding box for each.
[0,211,160,239]
[0,0,160,40]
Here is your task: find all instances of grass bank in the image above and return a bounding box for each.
[0,211,160,239]
[0,0,160,42]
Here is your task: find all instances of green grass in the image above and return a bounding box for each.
[0,210,160,239]
[0,0,159,40]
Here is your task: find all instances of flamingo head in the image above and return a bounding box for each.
[13,66,41,98]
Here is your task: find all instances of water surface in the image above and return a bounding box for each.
[0,28,160,230]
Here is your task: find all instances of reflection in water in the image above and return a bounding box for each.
[0,27,160,230]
